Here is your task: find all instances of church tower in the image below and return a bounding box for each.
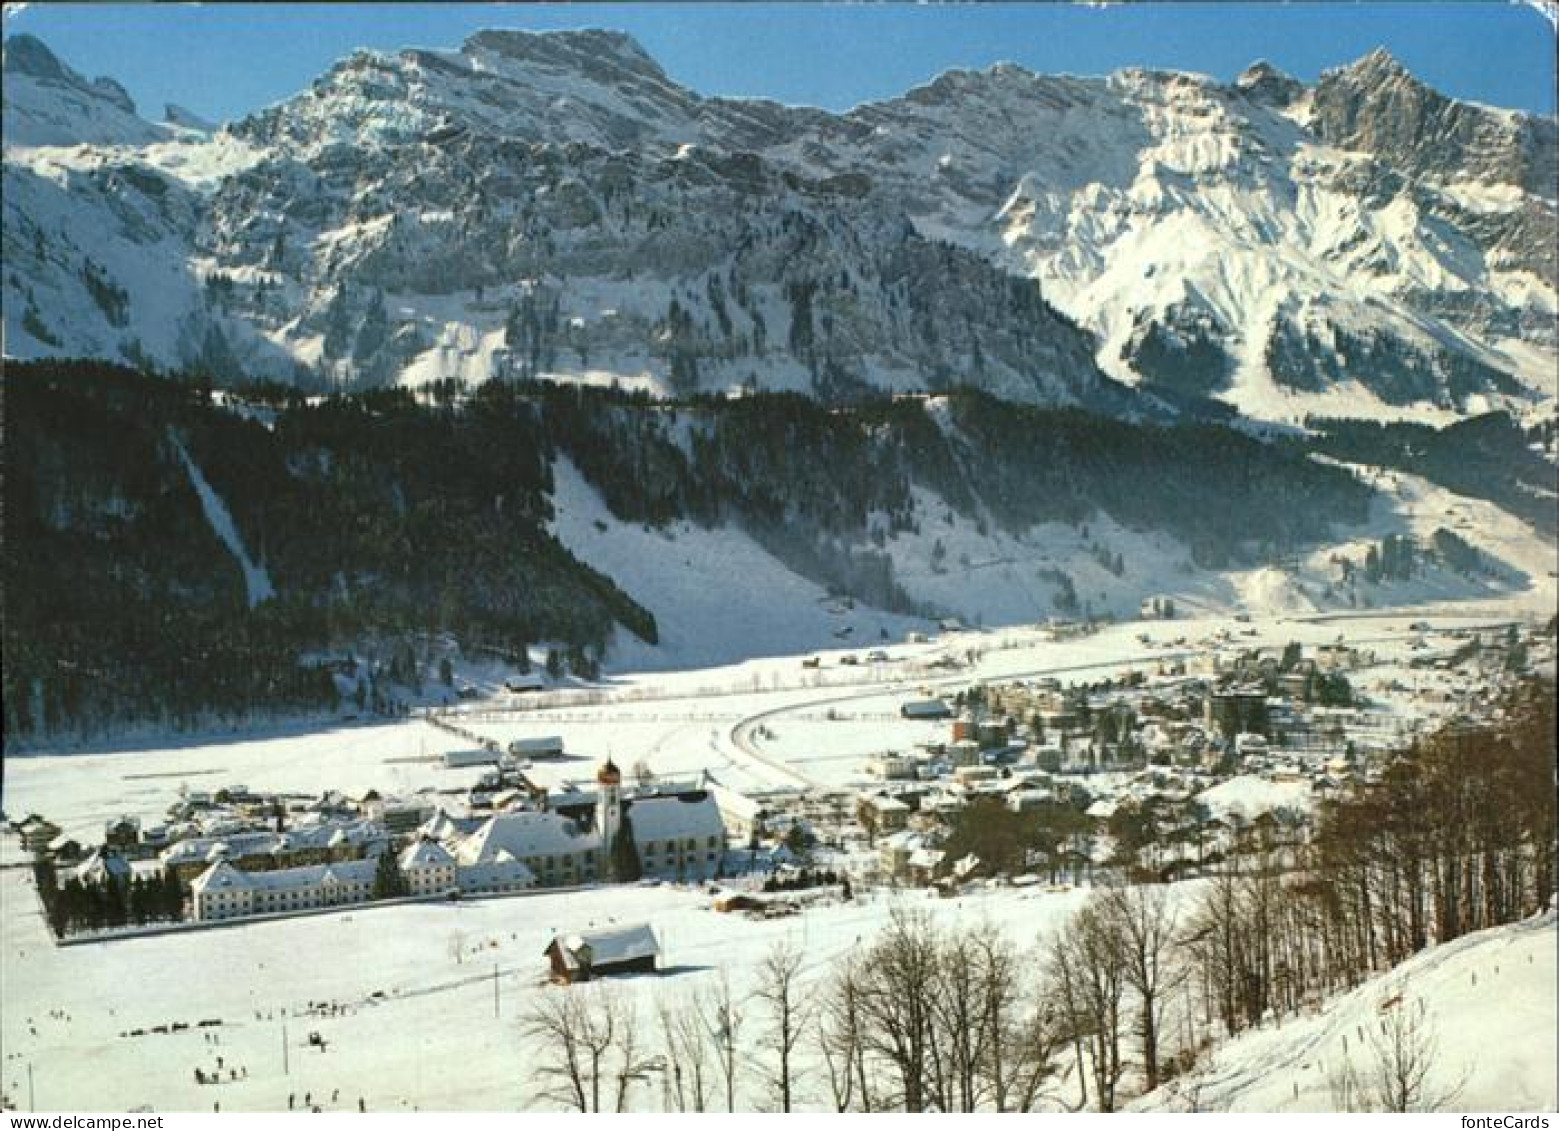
[596,757,623,851]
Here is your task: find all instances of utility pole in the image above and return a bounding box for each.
[27,1062,35,1112]
[493,963,500,1019]
[282,1022,289,1076]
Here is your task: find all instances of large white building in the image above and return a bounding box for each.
[449,810,598,889]
[628,794,726,880]
[187,761,730,922]
[163,818,387,881]
[189,857,380,921]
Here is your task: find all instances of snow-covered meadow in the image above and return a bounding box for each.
[0,863,1098,1113]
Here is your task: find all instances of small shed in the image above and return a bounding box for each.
[508,735,565,760]
[443,748,500,769]
[545,924,660,984]
[900,698,953,720]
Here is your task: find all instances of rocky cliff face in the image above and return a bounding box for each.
[4,30,1554,420]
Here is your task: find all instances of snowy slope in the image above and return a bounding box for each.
[1137,911,1558,1112]
[548,456,924,670]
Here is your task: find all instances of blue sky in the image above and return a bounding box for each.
[4,3,1555,124]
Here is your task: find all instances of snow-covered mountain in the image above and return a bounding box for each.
[1,32,169,147]
[4,30,1555,422]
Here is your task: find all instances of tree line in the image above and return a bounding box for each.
[34,860,184,936]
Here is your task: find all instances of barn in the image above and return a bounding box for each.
[545,924,661,984]
[900,698,953,720]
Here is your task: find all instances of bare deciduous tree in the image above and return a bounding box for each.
[1098,882,1185,1090]
[656,993,712,1112]
[521,986,616,1112]
[854,911,941,1112]
[701,970,744,1113]
[817,953,873,1112]
[1364,998,1463,1113]
[755,939,811,1111]
[1047,902,1128,1111]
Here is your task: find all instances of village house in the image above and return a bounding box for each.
[907,846,948,887]
[360,793,435,834]
[899,697,953,720]
[103,816,142,853]
[14,814,62,855]
[858,793,912,834]
[70,848,132,887]
[545,924,660,984]
[879,829,929,882]
[398,837,459,896]
[867,752,921,781]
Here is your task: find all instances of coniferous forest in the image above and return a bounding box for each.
[5,360,1379,741]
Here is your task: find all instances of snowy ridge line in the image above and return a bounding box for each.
[167,431,276,609]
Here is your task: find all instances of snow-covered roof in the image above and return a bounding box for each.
[400,838,456,871]
[455,811,601,865]
[549,924,659,970]
[211,857,380,895]
[1196,775,1314,821]
[456,856,536,890]
[625,794,723,846]
[72,850,132,884]
[420,810,481,842]
[707,782,765,820]
[189,860,254,894]
[162,818,386,865]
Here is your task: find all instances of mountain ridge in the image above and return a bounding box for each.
[3,29,1555,422]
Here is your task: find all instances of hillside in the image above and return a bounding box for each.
[1136,910,1558,1112]
[3,360,1382,741]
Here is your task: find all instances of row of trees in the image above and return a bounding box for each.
[35,862,184,937]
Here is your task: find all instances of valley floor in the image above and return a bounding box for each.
[2,599,1554,1112]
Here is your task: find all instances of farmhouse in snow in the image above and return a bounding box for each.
[545,924,660,984]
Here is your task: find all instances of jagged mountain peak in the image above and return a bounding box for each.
[1341,45,1411,81]
[460,27,670,82]
[3,33,137,115]
[3,33,166,147]
[1235,59,1305,106]
[233,24,702,155]
[3,33,71,80]
[4,30,1553,421]
[1311,43,1557,198]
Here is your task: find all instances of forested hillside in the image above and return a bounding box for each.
[4,361,1373,741]
[1307,413,1559,534]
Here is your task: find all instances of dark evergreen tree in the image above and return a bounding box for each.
[610,812,642,883]
[372,849,409,899]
